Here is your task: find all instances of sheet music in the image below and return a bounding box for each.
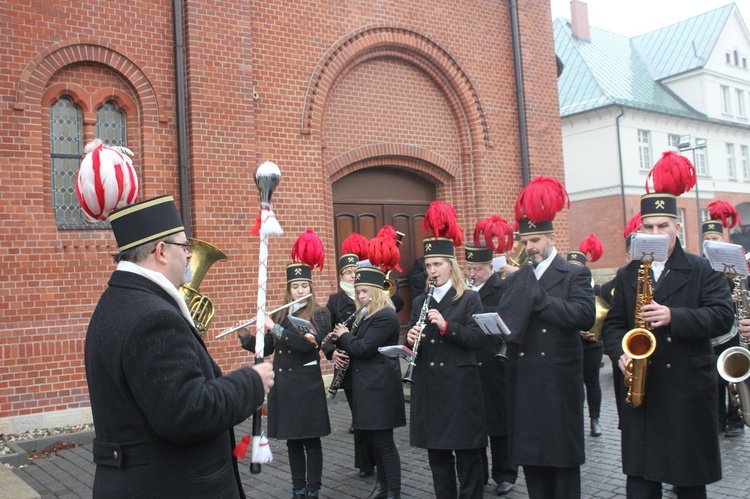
[702,240,749,276]
[288,316,318,337]
[378,345,416,359]
[629,234,670,262]
[492,256,507,272]
[472,313,512,338]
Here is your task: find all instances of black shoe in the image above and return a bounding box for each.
[348,425,354,434]
[591,418,602,437]
[306,491,319,498]
[292,487,307,499]
[359,468,374,478]
[366,482,388,499]
[726,425,744,437]
[496,482,514,495]
[386,491,401,499]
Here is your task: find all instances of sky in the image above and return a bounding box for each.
[550,0,750,37]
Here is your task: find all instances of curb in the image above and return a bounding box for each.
[0,430,96,467]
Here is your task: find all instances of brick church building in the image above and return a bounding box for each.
[0,0,565,430]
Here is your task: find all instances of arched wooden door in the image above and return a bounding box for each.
[332,167,436,332]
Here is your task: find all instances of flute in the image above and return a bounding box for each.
[216,293,313,338]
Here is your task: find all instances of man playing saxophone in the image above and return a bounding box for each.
[602,152,734,498]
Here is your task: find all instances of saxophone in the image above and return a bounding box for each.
[402,278,437,384]
[717,275,750,428]
[622,259,657,408]
[326,305,367,400]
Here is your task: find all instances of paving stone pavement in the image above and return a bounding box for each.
[9,366,750,498]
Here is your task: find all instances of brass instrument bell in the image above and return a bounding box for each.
[179,238,228,338]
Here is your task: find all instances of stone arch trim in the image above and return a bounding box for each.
[326,143,457,184]
[302,25,491,150]
[14,38,167,123]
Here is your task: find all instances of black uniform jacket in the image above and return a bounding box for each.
[241,306,331,440]
[323,289,356,389]
[602,242,734,486]
[85,271,264,499]
[474,272,509,435]
[406,287,488,449]
[336,307,406,430]
[497,256,595,468]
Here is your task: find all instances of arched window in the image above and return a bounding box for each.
[96,101,126,146]
[50,96,86,228]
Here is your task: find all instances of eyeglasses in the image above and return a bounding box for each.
[163,241,192,254]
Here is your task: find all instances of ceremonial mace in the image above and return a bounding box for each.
[250,161,282,473]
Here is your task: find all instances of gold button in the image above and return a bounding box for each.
[277,350,282,355]
[666,364,671,369]
[430,362,435,367]
[430,339,435,344]
[421,334,426,339]
[288,368,292,371]
[439,362,445,367]
[478,362,483,367]
[451,332,456,336]
[519,352,525,357]
[288,350,292,354]
[541,328,547,333]
[278,368,283,372]
[667,337,672,343]
[440,340,444,344]
[540,352,546,357]
[113,450,119,460]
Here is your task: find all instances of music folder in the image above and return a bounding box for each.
[288,316,318,337]
[378,345,416,359]
[702,240,749,276]
[472,312,512,339]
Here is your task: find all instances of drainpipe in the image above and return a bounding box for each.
[173,0,191,234]
[616,107,626,226]
[510,0,530,186]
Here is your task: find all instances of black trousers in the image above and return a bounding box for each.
[523,464,580,499]
[583,342,603,419]
[287,438,323,492]
[626,475,706,499]
[367,429,401,492]
[480,435,517,485]
[714,335,742,430]
[427,448,483,499]
[345,387,376,470]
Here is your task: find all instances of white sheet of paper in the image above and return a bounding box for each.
[378,345,416,359]
[630,233,670,262]
[472,312,512,337]
[702,240,749,276]
[492,256,507,272]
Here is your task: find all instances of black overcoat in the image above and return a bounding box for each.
[241,306,331,440]
[322,290,356,389]
[474,272,509,435]
[85,271,265,499]
[497,256,595,468]
[602,242,734,486]
[406,287,488,449]
[336,307,406,430]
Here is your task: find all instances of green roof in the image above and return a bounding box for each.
[554,4,735,118]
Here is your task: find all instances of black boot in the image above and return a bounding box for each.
[591,418,602,437]
[306,490,319,498]
[366,482,388,499]
[386,491,401,499]
[292,487,307,499]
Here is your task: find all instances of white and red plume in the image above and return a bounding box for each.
[473,216,514,253]
[291,230,325,270]
[422,201,464,246]
[341,232,369,261]
[579,234,603,263]
[76,139,139,221]
[645,151,696,196]
[514,176,569,223]
[370,226,403,272]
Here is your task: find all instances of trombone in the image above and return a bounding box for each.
[216,293,313,338]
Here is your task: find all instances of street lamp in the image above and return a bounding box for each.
[677,135,708,247]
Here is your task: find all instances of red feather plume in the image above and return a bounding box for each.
[645,151,696,196]
[377,225,398,241]
[473,216,514,254]
[514,176,570,223]
[708,200,741,229]
[422,201,464,246]
[579,234,603,263]
[368,236,402,273]
[291,230,325,270]
[624,212,642,239]
[341,232,369,260]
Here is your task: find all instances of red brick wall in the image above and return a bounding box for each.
[0,0,564,419]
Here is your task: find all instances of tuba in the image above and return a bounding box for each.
[622,258,657,408]
[179,238,228,338]
[507,240,528,267]
[589,295,611,342]
[717,275,750,427]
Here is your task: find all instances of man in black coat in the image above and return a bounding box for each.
[85,196,274,499]
[464,243,517,496]
[603,192,734,497]
[496,218,595,499]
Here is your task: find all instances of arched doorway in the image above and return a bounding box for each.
[332,167,436,330]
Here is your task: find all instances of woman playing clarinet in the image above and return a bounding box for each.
[329,233,406,499]
[239,230,331,499]
[405,201,487,499]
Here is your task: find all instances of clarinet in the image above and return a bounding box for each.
[326,301,369,399]
[402,278,437,384]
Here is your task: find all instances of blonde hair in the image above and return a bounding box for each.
[357,285,394,319]
[423,257,468,300]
